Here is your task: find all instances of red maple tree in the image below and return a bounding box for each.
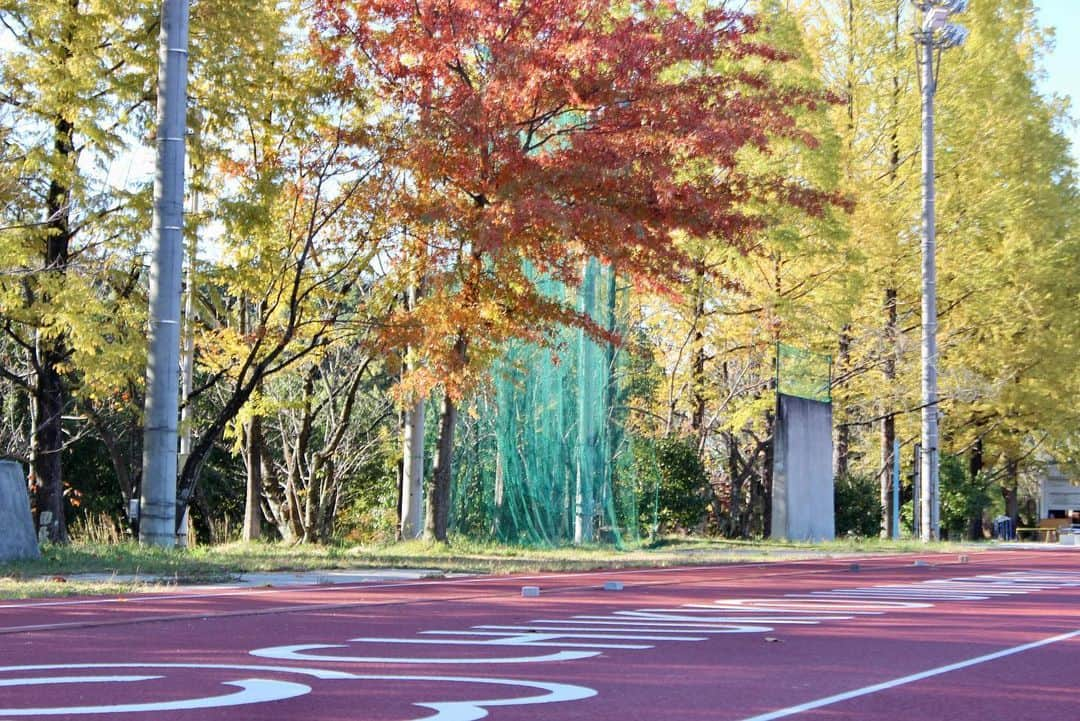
[314,0,839,538]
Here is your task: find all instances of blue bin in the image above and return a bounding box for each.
[992,516,1015,541]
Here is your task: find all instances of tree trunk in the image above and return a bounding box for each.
[880,414,895,538]
[726,429,742,538]
[877,3,904,538]
[602,264,619,538]
[84,405,139,535]
[1001,459,1019,529]
[690,259,706,439]
[318,458,337,543]
[424,393,458,542]
[33,363,67,544]
[967,435,984,540]
[242,411,264,541]
[32,113,76,545]
[762,410,774,538]
[400,399,425,539]
[304,450,325,544]
[423,333,466,543]
[880,288,897,538]
[833,327,851,480]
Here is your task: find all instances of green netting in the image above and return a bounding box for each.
[448,261,640,547]
[776,342,832,403]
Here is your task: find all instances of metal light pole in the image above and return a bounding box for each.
[914,0,967,542]
[140,0,191,547]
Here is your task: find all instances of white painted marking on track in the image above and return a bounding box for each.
[0,675,160,687]
[539,618,807,628]
[779,596,933,609]
[350,634,653,650]
[805,589,990,600]
[0,678,312,716]
[531,618,824,630]
[422,629,700,643]
[472,625,711,639]
[669,607,857,621]
[0,662,360,680]
[249,643,600,665]
[0,665,598,721]
[402,675,596,721]
[602,611,776,631]
[735,629,1080,721]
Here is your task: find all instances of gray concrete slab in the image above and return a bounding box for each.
[48,567,464,588]
[772,395,835,541]
[0,461,39,561]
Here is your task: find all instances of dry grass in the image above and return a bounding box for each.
[0,535,979,599]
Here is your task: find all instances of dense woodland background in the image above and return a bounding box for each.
[1,0,1077,546]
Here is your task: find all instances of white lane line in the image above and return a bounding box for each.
[737,629,1080,721]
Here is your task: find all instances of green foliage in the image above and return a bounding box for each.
[62,437,125,524]
[338,480,399,544]
[777,343,832,403]
[939,454,995,540]
[190,445,246,543]
[335,427,401,544]
[834,474,882,538]
[637,436,710,534]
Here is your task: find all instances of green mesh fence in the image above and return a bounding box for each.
[449,261,640,547]
[776,342,832,403]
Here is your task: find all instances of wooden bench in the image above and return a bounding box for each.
[1016,519,1078,542]
[1016,527,1059,542]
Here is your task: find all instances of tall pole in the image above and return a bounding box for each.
[892,438,901,540]
[574,258,599,544]
[918,25,939,542]
[140,0,190,547]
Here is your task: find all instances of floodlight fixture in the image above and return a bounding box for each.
[937,0,969,14]
[913,0,967,13]
[939,23,970,48]
[924,7,950,32]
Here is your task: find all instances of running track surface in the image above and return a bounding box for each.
[1,549,1077,720]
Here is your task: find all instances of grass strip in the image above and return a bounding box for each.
[0,536,980,599]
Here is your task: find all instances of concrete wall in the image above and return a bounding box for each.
[771,394,834,541]
[0,460,40,561]
[1038,460,1080,519]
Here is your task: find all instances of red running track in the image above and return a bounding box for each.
[0,549,1077,720]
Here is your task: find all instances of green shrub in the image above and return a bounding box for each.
[834,473,882,537]
[939,453,994,540]
[637,435,710,534]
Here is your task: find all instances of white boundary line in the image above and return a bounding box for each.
[737,629,1080,721]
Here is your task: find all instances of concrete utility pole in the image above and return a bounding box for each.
[914,0,967,542]
[574,258,599,545]
[140,0,190,547]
